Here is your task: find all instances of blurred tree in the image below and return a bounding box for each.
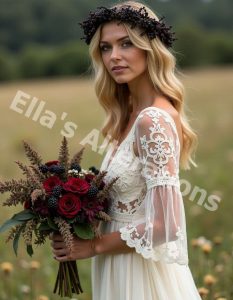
[48,42,90,76]
[174,23,210,67]
[0,0,232,52]
[19,45,54,78]
[0,0,232,80]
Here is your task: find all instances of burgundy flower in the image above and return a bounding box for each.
[57,193,81,218]
[24,200,31,210]
[81,197,103,223]
[33,199,49,217]
[99,180,105,190]
[85,174,95,183]
[45,160,59,167]
[63,178,90,195]
[43,176,63,194]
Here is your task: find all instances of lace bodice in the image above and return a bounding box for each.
[100,107,188,265]
[100,118,147,216]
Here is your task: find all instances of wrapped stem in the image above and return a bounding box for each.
[53,261,83,297]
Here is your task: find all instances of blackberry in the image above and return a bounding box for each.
[87,185,99,198]
[49,165,65,174]
[39,164,49,173]
[48,196,58,209]
[70,163,81,172]
[52,185,63,197]
[89,166,99,175]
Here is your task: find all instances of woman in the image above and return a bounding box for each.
[50,1,202,299]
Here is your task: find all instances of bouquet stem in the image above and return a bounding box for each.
[53,261,83,297]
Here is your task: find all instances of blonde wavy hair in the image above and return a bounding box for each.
[88,0,198,170]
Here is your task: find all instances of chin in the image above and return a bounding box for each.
[113,75,134,84]
[114,78,128,84]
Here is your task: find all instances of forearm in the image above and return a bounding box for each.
[94,231,135,255]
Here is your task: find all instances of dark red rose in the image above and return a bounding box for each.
[85,174,95,183]
[45,160,59,167]
[57,193,81,218]
[24,200,31,209]
[43,176,63,194]
[63,178,90,195]
[33,199,49,217]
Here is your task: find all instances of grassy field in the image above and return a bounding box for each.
[0,66,232,299]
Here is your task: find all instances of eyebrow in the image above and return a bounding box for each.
[99,35,129,44]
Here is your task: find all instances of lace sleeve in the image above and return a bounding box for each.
[119,108,188,265]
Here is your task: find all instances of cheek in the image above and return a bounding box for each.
[101,54,110,70]
[129,49,147,70]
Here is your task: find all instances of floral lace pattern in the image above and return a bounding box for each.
[100,124,146,216]
[136,109,180,189]
[100,107,188,265]
[120,223,187,263]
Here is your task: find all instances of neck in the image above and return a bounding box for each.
[127,71,161,115]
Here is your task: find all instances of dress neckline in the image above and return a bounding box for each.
[105,106,179,170]
[105,118,138,170]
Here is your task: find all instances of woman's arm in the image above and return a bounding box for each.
[50,231,135,262]
[94,231,135,255]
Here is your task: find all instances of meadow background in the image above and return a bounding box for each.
[0,0,233,299]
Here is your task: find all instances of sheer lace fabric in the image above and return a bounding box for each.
[119,108,188,264]
[102,107,188,265]
[92,107,202,300]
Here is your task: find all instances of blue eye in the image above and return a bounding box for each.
[99,40,133,52]
[100,45,109,52]
[122,41,133,47]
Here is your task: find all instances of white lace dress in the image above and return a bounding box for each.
[91,107,201,300]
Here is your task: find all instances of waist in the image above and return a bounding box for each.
[108,209,143,223]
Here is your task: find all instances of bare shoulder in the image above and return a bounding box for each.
[152,97,179,120]
[152,97,183,148]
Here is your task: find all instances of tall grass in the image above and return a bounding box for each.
[0,67,232,299]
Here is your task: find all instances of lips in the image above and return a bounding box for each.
[111,66,128,71]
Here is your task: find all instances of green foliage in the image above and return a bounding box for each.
[12,210,35,221]
[0,210,34,233]
[26,244,34,256]
[17,42,90,80]
[0,0,232,53]
[0,48,18,81]
[19,45,54,78]
[174,25,233,68]
[13,224,25,256]
[74,223,94,239]
[50,42,91,76]
[47,218,58,231]
[174,24,209,67]
[208,33,233,64]
[0,219,23,233]
[0,0,232,80]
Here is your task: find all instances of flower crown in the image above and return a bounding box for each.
[79,5,176,48]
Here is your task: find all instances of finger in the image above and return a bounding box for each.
[49,233,53,240]
[51,241,66,249]
[52,234,64,242]
[55,255,70,262]
[53,248,70,257]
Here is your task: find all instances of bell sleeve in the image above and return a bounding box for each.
[119,108,189,265]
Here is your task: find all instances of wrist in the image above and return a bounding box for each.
[93,236,102,255]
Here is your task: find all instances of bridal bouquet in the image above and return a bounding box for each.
[0,137,118,298]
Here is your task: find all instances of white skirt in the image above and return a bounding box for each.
[91,217,201,300]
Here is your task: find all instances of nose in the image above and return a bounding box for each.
[110,46,121,60]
